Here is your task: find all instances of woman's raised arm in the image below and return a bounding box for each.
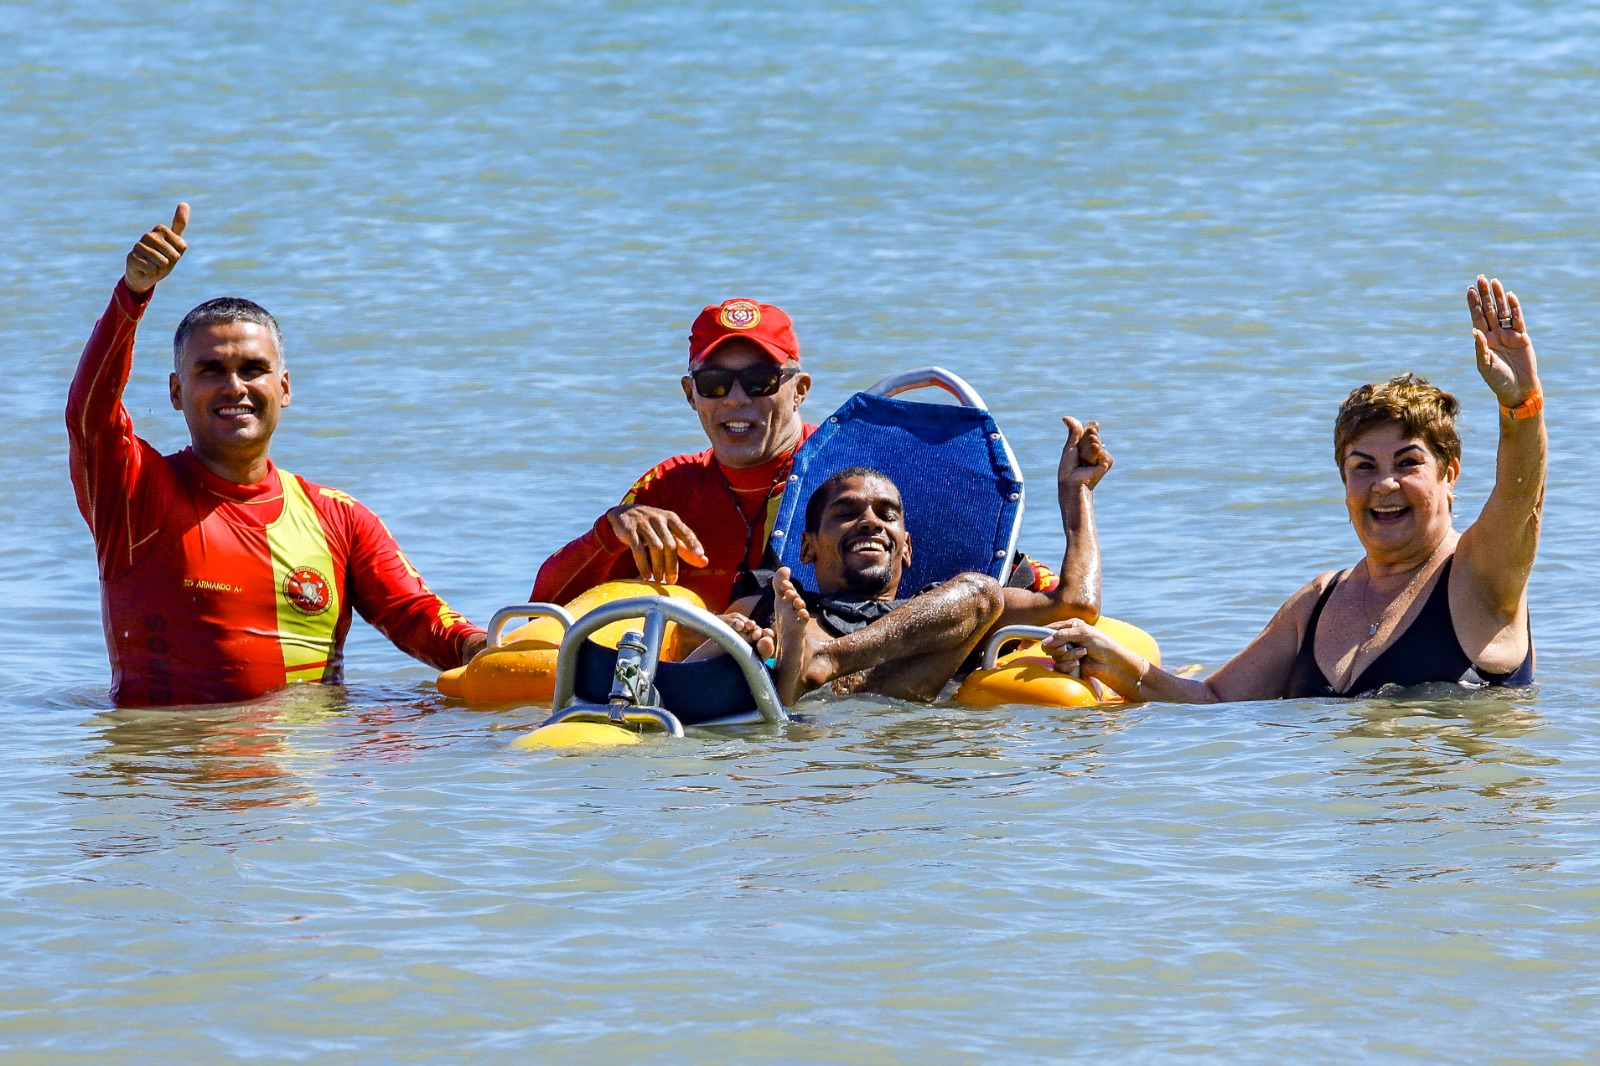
[1455,275,1546,624]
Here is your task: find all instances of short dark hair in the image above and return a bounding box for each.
[804,466,897,533]
[1333,372,1460,475]
[173,298,285,367]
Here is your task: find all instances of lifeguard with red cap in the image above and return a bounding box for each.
[530,298,818,613]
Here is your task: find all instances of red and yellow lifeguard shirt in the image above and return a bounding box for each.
[530,427,818,613]
[67,281,484,707]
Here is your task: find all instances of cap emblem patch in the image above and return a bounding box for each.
[718,300,762,331]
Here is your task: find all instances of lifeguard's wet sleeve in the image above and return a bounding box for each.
[65,281,163,582]
[333,492,486,670]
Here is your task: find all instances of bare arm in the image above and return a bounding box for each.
[1040,573,1333,704]
[1455,276,1545,624]
[998,417,1107,626]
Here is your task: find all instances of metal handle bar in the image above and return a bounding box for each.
[550,596,787,725]
[980,625,1058,669]
[864,366,987,408]
[487,603,577,650]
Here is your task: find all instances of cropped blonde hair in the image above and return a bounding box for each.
[1333,373,1461,475]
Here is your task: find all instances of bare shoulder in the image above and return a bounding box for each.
[1268,569,1341,640]
[1202,568,1339,703]
[1293,569,1340,606]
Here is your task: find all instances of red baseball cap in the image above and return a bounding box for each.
[688,298,800,365]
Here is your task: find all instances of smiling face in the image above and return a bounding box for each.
[169,321,290,478]
[1340,421,1459,563]
[801,473,912,599]
[681,338,810,469]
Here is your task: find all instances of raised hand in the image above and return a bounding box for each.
[604,503,709,585]
[1058,416,1113,493]
[1467,275,1540,409]
[124,203,189,294]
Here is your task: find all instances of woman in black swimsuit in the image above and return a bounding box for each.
[1041,275,1545,702]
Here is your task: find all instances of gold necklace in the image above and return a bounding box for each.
[1361,538,1447,639]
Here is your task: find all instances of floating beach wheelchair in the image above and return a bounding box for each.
[442,367,1157,746]
[440,581,787,747]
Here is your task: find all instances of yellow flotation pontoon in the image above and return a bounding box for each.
[955,618,1160,708]
[437,581,708,706]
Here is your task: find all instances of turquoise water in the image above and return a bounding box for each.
[4,1,1599,1060]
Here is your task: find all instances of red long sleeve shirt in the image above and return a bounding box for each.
[67,281,484,707]
[530,425,819,613]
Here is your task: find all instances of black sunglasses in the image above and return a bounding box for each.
[690,365,796,399]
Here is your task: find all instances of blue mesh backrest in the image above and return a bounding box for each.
[770,392,1023,593]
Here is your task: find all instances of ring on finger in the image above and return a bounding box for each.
[1499,316,1513,329]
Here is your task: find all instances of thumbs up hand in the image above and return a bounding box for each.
[124,203,189,294]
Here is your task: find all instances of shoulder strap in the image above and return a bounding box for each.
[1303,570,1346,644]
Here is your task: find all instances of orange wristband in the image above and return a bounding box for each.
[1499,388,1544,421]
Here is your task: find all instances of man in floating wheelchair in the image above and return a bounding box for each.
[697,417,1112,704]
[530,299,1064,614]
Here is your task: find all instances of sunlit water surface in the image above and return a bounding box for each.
[3,1,1598,1061]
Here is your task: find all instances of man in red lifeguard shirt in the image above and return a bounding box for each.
[530,298,820,612]
[67,204,486,707]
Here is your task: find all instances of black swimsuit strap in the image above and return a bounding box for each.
[1284,554,1534,697]
[1282,571,1347,698]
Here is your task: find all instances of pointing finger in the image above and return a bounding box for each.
[646,520,680,583]
[629,543,654,583]
[667,515,708,567]
[635,522,666,555]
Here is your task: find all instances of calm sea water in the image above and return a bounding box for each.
[3,1,1598,1061]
